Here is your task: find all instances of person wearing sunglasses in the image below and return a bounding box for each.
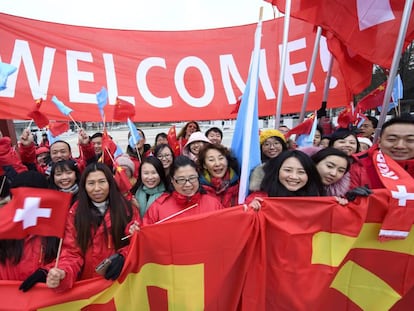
[143,156,224,225]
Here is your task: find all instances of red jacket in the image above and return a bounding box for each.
[143,192,224,225]
[0,236,54,280]
[351,145,414,189]
[0,137,28,178]
[54,201,137,291]
[19,142,95,175]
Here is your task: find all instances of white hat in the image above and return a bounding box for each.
[357,137,373,147]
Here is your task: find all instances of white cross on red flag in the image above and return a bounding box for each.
[0,187,71,239]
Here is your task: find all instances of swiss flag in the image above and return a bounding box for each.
[272,0,414,68]
[0,187,71,239]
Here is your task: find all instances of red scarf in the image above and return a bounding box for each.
[373,149,414,241]
[171,191,201,208]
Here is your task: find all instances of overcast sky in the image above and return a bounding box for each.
[0,0,276,30]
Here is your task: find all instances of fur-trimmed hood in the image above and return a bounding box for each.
[249,164,265,192]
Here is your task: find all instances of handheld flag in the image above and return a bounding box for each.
[127,118,141,149]
[113,97,135,121]
[0,62,17,91]
[167,125,181,156]
[27,99,49,129]
[356,82,388,112]
[48,122,69,137]
[52,95,73,116]
[295,114,317,147]
[230,17,262,204]
[96,87,108,119]
[286,116,314,138]
[0,187,71,239]
[46,129,61,145]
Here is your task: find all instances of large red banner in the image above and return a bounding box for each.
[1,190,414,310]
[0,13,349,122]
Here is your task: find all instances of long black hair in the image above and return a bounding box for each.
[74,163,133,255]
[260,150,325,197]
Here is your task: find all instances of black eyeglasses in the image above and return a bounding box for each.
[173,175,199,185]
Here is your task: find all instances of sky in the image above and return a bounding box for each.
[0,0,276,30]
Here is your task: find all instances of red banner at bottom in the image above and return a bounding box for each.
[1,190,414,310]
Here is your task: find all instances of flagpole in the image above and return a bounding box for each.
[54,238,63,268]
[274,0,292,128]
[374,0,414,142]
[322,55,334,103]
[298,26,322,123]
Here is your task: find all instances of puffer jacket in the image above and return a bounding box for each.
[53,201,137,292]
[0,137,28,181]
[199,169,239,208]
[143,191,224,225]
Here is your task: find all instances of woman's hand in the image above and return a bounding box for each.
[248,197,264,211]
[335,196,349,206]
[46,268,65,289]
[128,220,140,235]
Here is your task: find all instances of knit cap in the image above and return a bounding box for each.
[357,137,373,147]
[259,129,286,145]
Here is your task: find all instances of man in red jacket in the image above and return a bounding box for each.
[351,114,414,189]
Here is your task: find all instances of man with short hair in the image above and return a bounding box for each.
[351,114,414,189]
[358,115,378,140]
[205,127,223,145]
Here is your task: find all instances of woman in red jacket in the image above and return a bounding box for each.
[45,163,138,292]
[198,143,240,208]
[143,156,224,225]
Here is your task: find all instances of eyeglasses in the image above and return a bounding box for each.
[262,141,281,148]
[173,175,199,185]
[157,153,172,159]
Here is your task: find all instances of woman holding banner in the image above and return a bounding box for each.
[143,156,223,225]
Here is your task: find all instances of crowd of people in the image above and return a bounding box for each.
[0,113,413,292]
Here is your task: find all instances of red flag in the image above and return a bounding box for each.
[356,81,388,112]
[286,116,314,138]
[325,32,372,94]
[27,99,49,128]
[48,121,69,136]
[113,97,135,121]
[336,103,357,128]
[230,96,242,115]
[167,125,181,156]
[272,0,414,68]
[101,128,117,156]
[114,164,132,195]
[0,187,71,239]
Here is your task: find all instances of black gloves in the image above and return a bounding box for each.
[19,268,47,292]
[345,186,372,202]
[104,253,125,280]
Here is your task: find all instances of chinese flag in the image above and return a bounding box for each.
[356,81,388,112]
[27,99,49,129]
[336,103,357,128]
[113,97,135,121]
[167,125,181,156]
[0,187,71,239]
[48,121,69,136]
[286,116,314,138]
[114,164,132,194]
[272,0,414,68]
[101,128,117,156]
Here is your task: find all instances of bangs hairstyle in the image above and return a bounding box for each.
[260,150,325,197]
[311,147,351,173]
[197,143,239,174]
[49,159,81,190]
[137,156,168,189]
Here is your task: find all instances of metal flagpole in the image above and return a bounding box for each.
[322,54,334,103]
[274,0,291,129]
[298,26,323,123]
[374,0,414,143]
